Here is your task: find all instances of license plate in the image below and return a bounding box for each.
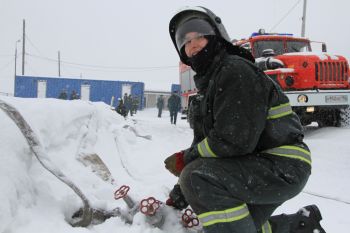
[325,95,348,103]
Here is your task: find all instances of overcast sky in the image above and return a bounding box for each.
[1,0,349,94]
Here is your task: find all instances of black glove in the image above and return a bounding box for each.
[165,184,188,210]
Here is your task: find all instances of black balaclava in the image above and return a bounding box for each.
[180,36,224,92]
[180,35,223,75]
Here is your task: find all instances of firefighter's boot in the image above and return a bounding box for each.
[289,205,326,233]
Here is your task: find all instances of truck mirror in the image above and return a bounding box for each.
[322,43,327,52]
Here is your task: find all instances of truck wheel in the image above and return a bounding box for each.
[317,109,340,127]
[340,107,350,127]
[300,118,312,126]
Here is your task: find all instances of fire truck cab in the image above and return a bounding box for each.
[234,30,350,126]
[179,30,350,126]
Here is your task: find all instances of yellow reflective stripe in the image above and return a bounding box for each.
[197,143,204,157]
[279,145,311,156]
[269,102,290,111]
[268,110,293,119]
[267,102,293,120]
[197,138,217,158]
[198,204,250,227]
[262,221,272,233]
[262,145,311,166]
[204,138,217,157]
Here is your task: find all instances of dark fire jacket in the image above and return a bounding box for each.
[185,51,310,165]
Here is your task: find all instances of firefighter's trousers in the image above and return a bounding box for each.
[179,153,311,233]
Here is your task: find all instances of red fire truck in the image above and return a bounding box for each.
[179,31,350,126]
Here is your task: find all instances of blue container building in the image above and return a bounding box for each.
[14,75,145,109]
[171,84,181,93]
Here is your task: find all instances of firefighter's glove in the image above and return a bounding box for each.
[164,151,185,177]
[165,184,188,210]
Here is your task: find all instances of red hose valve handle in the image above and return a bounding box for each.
[114,185,130,200]
[140,197,161,216]
[182,209,199,228]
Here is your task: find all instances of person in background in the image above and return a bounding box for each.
[131,95,140,115]
[164,6,326,233]
[70,90,79,100]
[123,93,128,104]
[156,95,164,118]
[58,89,68,100]
[126,94,133,116]
[116,99,127,118]
[123,93,132,117]
[167,90,181,124]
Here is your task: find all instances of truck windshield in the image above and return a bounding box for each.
[253,41,284,57]
[253,40,311,58]
[286,41,310,53]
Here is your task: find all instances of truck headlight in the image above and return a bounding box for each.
[297,94,308,103]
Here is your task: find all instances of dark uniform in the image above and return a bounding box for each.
[167,92,181,124]
[116,99,127,118]
[58,90,68,100]
[157,95,164,117]
[131,96,140,114]
[70,90,79,100]
[167,6,325,233]
[181,51,311,233]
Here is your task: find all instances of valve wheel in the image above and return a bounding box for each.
[182,209,199,228]
[114,185,130,200]
[140,197,161,216]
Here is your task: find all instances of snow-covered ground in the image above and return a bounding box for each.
[0,96,349,233]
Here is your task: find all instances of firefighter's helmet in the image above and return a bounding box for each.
[169,6,254,65]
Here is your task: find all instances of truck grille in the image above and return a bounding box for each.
[315,61,348,82]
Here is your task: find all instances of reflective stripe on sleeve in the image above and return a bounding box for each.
[198,204,250,227]
[197,137,217,158]
[267,102,293,120]
[262,145,311,165]
[262,221,272,233]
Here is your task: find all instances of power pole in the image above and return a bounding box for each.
[22,19,26,75]
[14,42,18,79]
[301,0,307,37]
[58,51,61,77]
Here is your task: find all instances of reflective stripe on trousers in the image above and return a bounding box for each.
[262,221,272,233]
[262,145,311,166]
[198,204,250,227]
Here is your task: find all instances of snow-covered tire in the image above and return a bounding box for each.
[317,109,341,127]
[340,106,350,127]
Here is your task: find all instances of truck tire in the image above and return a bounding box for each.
[317,109,341,127]
[340,107,350,127]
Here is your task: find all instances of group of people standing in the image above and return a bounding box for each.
[115,93,140,118]
[58,89,79,100]
[157,91,181,125]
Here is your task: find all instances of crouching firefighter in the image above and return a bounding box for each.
[164,6,326,233]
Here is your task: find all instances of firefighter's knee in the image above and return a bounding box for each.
[179,159,203,204]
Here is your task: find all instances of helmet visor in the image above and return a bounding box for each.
[175,18,215,50]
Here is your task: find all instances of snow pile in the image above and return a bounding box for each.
[0,96,193,233]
